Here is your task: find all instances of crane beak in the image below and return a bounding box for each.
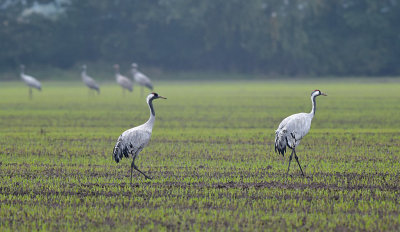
[321,92,327,96]
[158,96,167,99]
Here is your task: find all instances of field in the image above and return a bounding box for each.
[0,80,400,231]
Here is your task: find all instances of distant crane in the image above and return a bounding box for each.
[274,90,327,176]
[20,64,41,99]
[81,65,100,94]
[113,64,133,95]
[113,92,167,183]
[131,63,153,96]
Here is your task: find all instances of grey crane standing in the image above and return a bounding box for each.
[113,64,133,95]
[131,63,153,97]
[20,65,42,99]
[274,90,327,176]
[113,92,167,183]
[81,65,100,94]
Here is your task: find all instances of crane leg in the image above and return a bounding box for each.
[130,157,133,184]
[130,154,152,184]
[293,149,305,176]
[29,88,32,99]
[286,150,293,175]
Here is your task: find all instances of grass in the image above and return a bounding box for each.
[0,80,400,231]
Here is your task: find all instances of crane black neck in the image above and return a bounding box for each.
[148,98,156,116]
[311,94,317,116]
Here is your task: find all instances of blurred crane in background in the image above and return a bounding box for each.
[113,64,133,95]
[274,90,327,176]
[81,64,100,94]
[131,63,153,96]
[113,92,167,183]
[20,65,42,99]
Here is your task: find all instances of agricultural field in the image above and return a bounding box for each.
[0,80,400,231]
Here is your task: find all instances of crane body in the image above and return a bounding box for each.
[20,65,41,99]
[113,92,166,183]
[81,65,100,94]
[114,64,133,94]
[274,90,327,176]
[131,63,153,96]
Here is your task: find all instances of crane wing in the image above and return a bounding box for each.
[134,72,153,90]
[274,113,311,155]
[284,114,311,141]
[83,76,100,91]
[21,74,41,90]
[113,129,151,163]
[117,75,133,91]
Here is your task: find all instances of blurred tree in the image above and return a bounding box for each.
[0,0,399,76]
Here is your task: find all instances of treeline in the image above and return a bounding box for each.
[0,0,399,76]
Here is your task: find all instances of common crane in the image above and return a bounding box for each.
[274,90,327,176]
[113,64,133,94]
[81,65,100,94]
[113,92,167,183]
[131,63,153,96]
[20,65,41,99]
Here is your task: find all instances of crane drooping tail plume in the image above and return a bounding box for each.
[113,137,129,163]
[274,129,287,157]
[143,82,153,91]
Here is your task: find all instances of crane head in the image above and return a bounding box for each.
[151,92,167,99]
[311,89,327,97]
[81,64,87,70]
[147,92,167,103]
[131,63,138,69]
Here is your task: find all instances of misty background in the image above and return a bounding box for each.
[0,0,399,80]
